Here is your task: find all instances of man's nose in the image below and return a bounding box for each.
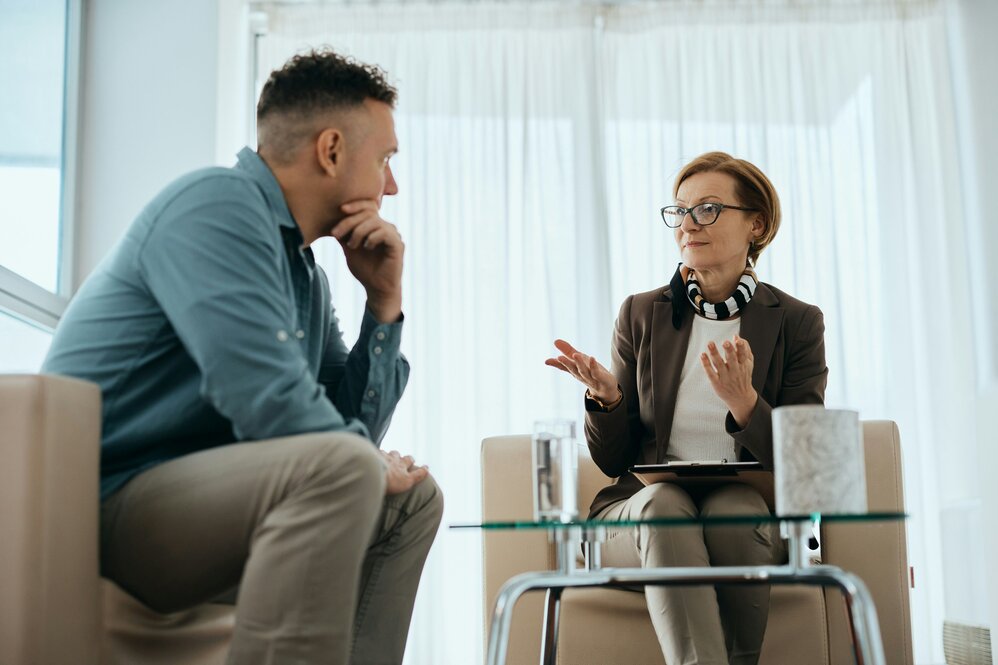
[384,164,399,196]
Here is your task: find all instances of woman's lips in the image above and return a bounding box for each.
[685,241,707,248]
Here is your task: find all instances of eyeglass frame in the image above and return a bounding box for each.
[659,202,758,228]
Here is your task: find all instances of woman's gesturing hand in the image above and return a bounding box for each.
[545,339,620,405]
[700,334,758,428]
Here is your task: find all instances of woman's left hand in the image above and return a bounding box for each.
[701,334,758,428]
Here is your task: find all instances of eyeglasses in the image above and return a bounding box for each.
[660,202,757,228]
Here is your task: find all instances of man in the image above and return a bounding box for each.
[42,50,441,665]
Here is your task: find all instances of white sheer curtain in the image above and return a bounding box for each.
[255,2,972,662]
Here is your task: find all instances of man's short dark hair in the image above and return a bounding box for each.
[256,48,397,163]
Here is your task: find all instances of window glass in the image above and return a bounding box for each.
[0,309,52,372]
[0,0,68,292]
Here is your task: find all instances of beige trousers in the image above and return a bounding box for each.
[596,483,786,665]
[100,431,443,665]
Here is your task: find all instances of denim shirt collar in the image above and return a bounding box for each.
[235,147,315,276]
[235,147,302,237]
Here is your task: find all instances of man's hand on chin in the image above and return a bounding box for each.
[382,450,429,495]
[331,199,404,323]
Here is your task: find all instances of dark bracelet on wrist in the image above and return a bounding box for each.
[586,388,622,410]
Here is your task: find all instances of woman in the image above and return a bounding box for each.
[546,152,827,665]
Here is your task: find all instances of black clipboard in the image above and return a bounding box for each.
[629,462,774,511]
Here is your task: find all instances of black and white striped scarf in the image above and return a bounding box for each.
[684,266,758,320]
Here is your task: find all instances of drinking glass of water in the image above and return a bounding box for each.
[531,419,579,523]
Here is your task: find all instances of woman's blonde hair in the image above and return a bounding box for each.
[672,152,781,266]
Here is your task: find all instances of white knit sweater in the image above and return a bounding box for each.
[666,316,741,462]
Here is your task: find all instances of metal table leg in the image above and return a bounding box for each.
[485,565,886,665]
[825,569,885,665]
[539,587,563,665]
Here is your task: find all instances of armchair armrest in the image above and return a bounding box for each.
[480,435,553,663]
[481,435,552,588]
[822,420,913,665]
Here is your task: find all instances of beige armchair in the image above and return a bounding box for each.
[482,420,913,664]
[0,374,233,665]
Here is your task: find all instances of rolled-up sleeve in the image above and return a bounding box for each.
[137,176,348,441]
[318,307,410,445]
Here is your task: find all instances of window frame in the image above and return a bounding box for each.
[0,265,66,330]
[0,0,83,332]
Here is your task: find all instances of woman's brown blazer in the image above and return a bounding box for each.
[585,269,828,517]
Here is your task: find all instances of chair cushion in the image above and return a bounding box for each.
[101,580,233,665]
[555,586,828,664]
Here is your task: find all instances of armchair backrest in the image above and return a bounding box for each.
[0,374,102,665]
[480,435,552,662]
[482,420,913,665]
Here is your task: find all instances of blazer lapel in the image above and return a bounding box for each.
[651,289,693,461]
[738,283,783,396]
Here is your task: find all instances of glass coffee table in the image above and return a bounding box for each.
[452,512,906,665]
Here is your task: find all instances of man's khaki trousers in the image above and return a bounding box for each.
[100,431,443,665]
[596,482,786,665]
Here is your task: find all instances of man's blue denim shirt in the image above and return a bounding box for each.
[43,147,409,500]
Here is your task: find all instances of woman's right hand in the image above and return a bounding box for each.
[544,339,620,404]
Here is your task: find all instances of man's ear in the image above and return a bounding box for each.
[316,128,344,177]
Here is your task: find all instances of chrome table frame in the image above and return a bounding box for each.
[485,522,886,665]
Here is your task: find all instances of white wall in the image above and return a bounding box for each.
[73,0,222,286]
[214,0,253,166]
[981,384,998,664]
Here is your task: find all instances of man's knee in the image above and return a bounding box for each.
[291,431,387,500]
[400,473,445,527]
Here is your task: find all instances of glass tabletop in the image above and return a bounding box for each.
[450,512,907,531]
